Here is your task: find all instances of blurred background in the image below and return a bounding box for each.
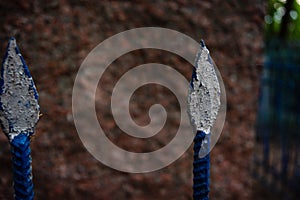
[0,0,297,199]
[254,0,300,199]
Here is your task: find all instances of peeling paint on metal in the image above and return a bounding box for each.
[0,38,39,141]
[187,40,220,134]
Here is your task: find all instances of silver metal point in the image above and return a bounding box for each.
[0,38,40,141]
[187,40,221,134]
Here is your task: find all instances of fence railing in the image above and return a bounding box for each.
[254,39,300,199]
[0,37,220,200]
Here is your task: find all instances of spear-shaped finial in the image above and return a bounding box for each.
[0,37,39,200]
[187,40,221,200]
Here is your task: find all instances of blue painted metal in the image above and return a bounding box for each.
[0,37,39,200]
[11,133,34,200]
[190,55,210,199]
[193,131,210,200]
[189,40,219,200]
[255,39,300,198]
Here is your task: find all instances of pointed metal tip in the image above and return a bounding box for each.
[188,39,221,134]
[200,39,206,48]
[8,37,16,47]
[5,37,18,57]
[9,36,16,41]
[0,38,40,140]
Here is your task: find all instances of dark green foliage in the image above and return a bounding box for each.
[265,0,300,40]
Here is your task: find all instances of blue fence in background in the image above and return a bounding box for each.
[254,39,300,199]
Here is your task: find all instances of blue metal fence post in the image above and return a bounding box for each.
[0,37,40,200]
[193,131,210,199]
[188,40,221,200]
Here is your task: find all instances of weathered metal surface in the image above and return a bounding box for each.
[0,37,39,141]
[187,40,220,134]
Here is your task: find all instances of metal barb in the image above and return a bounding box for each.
[187,40,221,134]
[0,37,39,141]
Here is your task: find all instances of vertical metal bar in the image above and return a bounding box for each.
[0,37,40,200]
[193,131,209,200]
[11,133,34,200]
[188,40,221,200]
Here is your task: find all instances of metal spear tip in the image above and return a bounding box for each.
[200,39,206,48]
[0,37,40,141]
[187,39,221,134]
